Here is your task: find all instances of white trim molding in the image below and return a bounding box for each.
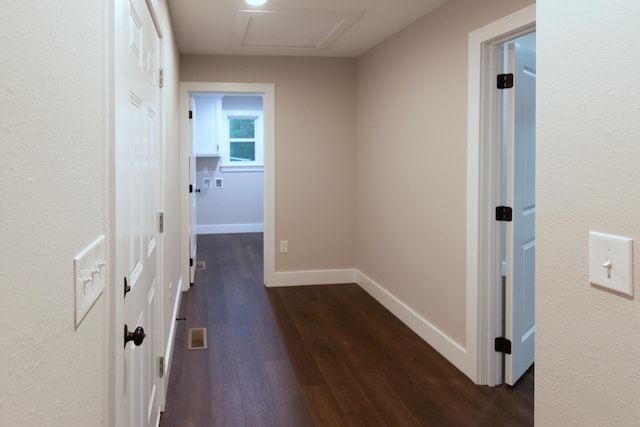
[195,223,264,235]
[466,4,536,385]
[356,270,470,378]
[161,278,183,408]
[179,81,276,288]
[265,266,472,378]
[269,268,357,288]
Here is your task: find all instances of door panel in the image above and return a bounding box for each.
[189,95,197,284]
[505,40,536,385]
[115,0,161,425]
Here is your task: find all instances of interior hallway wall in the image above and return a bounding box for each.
[0,1,109,425]
[355,0,534,352]
[181,55,357,271]
[537,0,640,424]
[0,0,181,425]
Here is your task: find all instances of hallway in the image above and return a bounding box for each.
[160,233,533,426]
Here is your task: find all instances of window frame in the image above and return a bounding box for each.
[221,110,264,171]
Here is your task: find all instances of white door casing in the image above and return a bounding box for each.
[465,4,535,386]
[504,41,536,385]
[189,95,197,286]
[179,82,276,290]
[114,0,162,425]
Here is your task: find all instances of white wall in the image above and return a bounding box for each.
[0,1,180,425]
[196,160,264,233]
[0,2,108,425]
[536,0,640,424]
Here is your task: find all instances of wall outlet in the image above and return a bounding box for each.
[280,240,288,254]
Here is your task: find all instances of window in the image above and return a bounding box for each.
[222,111,263,170]
[229,118,256,161]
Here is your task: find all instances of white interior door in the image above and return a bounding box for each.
[115,0,161,425]
[505,39,536,385]
[189,95,197,285]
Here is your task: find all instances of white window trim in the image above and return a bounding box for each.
[221,110,264,170]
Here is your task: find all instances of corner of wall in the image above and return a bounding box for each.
[355,270,473,380]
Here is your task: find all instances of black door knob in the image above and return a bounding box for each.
[124,325,146,348]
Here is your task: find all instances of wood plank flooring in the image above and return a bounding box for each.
[160,233,533,426]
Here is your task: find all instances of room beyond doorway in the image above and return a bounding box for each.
[192,93,265,236]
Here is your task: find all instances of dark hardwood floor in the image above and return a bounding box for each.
[160,233,533,426]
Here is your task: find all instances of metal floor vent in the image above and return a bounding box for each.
[187,328,207,350]
[195,261,206,270]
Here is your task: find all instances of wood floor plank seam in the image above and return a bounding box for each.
[160,233,533,427]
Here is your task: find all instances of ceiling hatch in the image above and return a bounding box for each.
[233,10,362,53]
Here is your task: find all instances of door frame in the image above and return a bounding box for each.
[465,4,535,386]
[179,82,276,290]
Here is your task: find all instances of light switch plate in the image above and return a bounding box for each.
[74,235,107,327]
[589,231,634,297]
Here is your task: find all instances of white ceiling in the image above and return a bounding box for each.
[166,0,449,58]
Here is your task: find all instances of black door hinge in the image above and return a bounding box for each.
[189,110,193,119]
[496,206,513,222]
[159,356,164,378]
[190,257,194,267]
[124,277,131,297]
[495,337,512,354]
[497,73,514,89]
[189,184,193,193]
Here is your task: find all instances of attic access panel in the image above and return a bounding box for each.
[233,10,361,52]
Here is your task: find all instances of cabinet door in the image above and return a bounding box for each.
[193,95,221,156]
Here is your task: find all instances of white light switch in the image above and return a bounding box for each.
[74,235,107,327]
[589,231,633,297]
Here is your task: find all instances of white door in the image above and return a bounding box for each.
[115,0,161,425]
[189,95,197,284]
[504,39,536,385]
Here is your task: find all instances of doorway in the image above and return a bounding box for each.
[192,93,265,237]
[179,82,276,291]
[465,4,536,387]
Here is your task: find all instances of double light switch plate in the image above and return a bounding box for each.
[74,235,107,327]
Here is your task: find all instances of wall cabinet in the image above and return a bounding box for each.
[193,94,222,157]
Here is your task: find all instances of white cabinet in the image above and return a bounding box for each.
[193,94,222,157]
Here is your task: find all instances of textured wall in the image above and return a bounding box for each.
[355,0,534,348]
[536,0,640,424]
[0,1,107,425]
[0,0,181,424]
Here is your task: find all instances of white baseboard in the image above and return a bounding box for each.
[196,223,264,235]
[268,268,357,287]
[173,262,472,381]
[355,270,472,379]
[163,278,183,388]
